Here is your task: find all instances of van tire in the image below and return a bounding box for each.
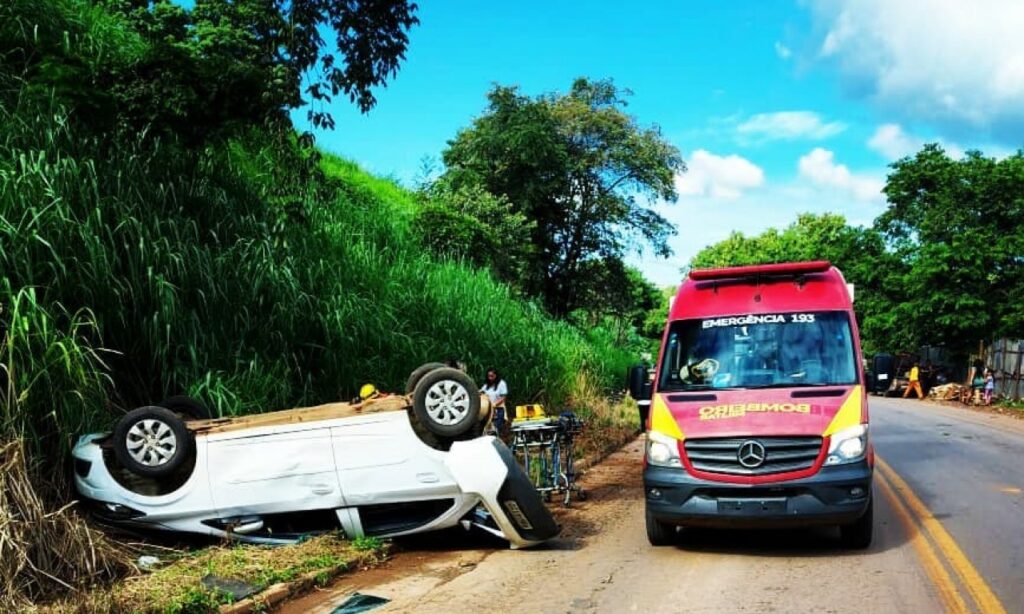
[412,368,481,438]
[839,497,873,549]
[645,506,675,546]
[405,362,448,394]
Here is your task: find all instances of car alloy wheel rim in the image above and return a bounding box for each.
[425,379,471,425]
[126,419,177,466]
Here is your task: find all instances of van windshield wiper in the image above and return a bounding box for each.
[664,385,743,392]
[742,382,846,390]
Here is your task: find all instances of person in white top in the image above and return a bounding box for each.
[481,368,509,432]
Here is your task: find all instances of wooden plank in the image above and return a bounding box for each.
[189,395,413,435]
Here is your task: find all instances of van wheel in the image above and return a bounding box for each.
[840,497,873,549]
[412,367,481,438]
[113,406,194,478]
[645,506,675,546]
[159,395,211,421]
[405,362,448,394]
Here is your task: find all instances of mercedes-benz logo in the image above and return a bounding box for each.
[737,440,766,468]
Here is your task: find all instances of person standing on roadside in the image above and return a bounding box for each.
[482,368,509,432]
[984,369,995,405]
[903,361,924,399]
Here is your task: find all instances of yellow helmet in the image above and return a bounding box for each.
[359,383,378,400]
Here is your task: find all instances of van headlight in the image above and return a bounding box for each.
[826,424,868,465]
[646,430,682,467]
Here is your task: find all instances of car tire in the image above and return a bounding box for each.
[113,406,195,478]
[645,505,675,546]
[412,367,481,438]
[405,362,448,394]
[840,497,873,549]
[159,395,211,421]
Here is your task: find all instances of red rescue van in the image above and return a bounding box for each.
[642,261,873,548]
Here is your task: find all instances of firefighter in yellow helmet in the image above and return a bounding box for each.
[353,383,381,404]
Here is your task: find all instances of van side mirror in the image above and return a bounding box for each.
[641,379,653,400]
[628,365,649,400]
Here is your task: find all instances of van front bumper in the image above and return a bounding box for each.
[644,461,872,528]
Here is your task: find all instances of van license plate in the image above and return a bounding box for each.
[717,498,787,514]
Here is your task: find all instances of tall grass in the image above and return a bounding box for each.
[0,100,637,606]
[0,1,637,603]
[0,100,635,457]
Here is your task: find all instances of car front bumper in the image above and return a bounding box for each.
[644,461,872,528]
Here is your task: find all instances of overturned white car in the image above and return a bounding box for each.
[72,365,559,548]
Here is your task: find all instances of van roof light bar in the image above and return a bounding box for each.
[688,260,831,281]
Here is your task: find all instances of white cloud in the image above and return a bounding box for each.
[867,124,924,160]
[797,148,884,202]
[868,123,971,161]
[676,150,765,199]
[736,111,846,141]
[809,0,1024,141]
[629,177,888,286]
[774,41,792,59]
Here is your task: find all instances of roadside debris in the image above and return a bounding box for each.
[201,574,257,601]
[930,383,970,402]
[331,592,390,613]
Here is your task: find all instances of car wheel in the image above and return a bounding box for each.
[113,406,194,478]
[840,497,873,549]
[645,505,675,546]
[159,395,211,421]
[405,362,448,394]
[412,367,481,438]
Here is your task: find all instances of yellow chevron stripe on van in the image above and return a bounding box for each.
[650,394,685,441]
[823,385,863,437]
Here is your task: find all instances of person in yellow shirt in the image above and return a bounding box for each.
[903,362,924,399]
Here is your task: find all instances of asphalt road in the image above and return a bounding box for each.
[286,397,1023,614]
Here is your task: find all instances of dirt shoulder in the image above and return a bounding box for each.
[284,435,943,614]
[280,437,645,614]
[926,396,1024,421]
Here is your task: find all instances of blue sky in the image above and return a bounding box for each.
[293,0,1024,286]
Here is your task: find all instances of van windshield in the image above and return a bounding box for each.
[658,311,858,391]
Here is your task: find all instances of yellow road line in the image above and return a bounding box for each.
[876,471,969,614]
[877,457,1009,614]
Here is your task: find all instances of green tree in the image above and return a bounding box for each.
[689,213,905,354]
[877,145,1024,352]
[420,178,535,283]
[570,260,661,344]
[441,78,684,316]
[641,285,676,340]
[3,0,419,140]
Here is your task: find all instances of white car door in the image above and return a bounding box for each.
[331,412,458,506]
[207,426,344,516]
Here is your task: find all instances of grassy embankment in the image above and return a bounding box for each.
[0,109,639,611]
[0,3,640,609]
[39,535,388,613]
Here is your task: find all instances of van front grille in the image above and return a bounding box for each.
[684,436,823,476]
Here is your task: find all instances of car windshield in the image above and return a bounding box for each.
[658,311,858,391]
